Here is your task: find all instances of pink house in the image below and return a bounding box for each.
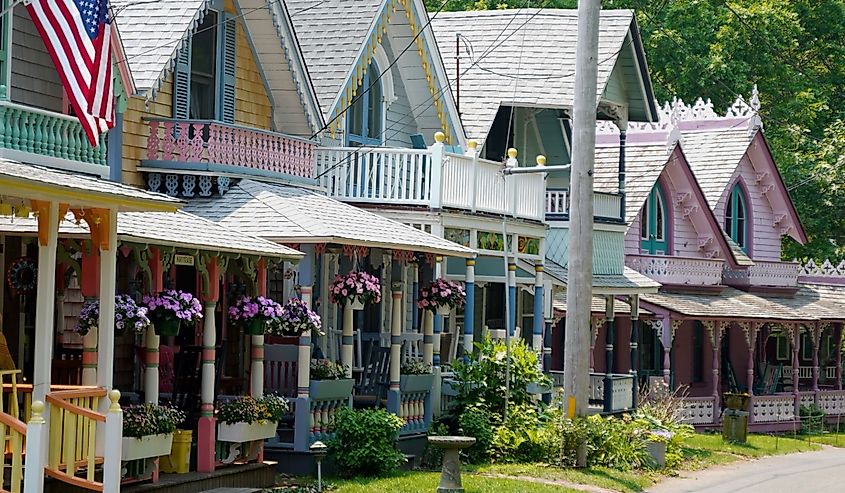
[595,90,845,430]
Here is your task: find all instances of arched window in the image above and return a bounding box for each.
[640,183,669,255]
[346,60,383,147]
[725,183,749,252]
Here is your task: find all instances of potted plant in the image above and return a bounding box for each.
[400,359,434,393]
[723,392,751,411]
[228,295,284,335]
[121,403,186,462]
[217,394,289,443]
[267,298,323,337]
[643,429,672,468]
[76,294,151,336]
[143,290,203,336]
[309,359,354,401]
[330,271,381,311]
[418,278,466,316]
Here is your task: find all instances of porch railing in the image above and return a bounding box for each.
[0,101,108,167]
[545,188,624,222]
[399,391,431,435]
[625,255,724,286]
[0,409,25,493]
[747,260,800,288]
[315,147,546,222]
[749,393,796,423]
[44,387,118,491]
[144,119,317,179]
[681,396,716,425]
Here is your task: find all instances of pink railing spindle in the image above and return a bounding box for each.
[162,121,175,160]
[147,120,160,160]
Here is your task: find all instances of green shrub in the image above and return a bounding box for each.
[328,408,405,477]
[458,406,495,464]
[451,336,550,418]
[800,404,826,435]
[420,422,450,469]
[558,415,649,470]
[633,396,695,469]
[490,404,560,463]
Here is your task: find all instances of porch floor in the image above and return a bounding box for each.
[119,462,275,493]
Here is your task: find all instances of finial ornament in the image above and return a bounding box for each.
[467,139,478,149]
[536,155,546,166]
[507,148,517,159]
[750,84,761,112]
[434,131,445,143]
[109,389,121,412]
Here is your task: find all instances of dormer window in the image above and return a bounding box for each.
[640,183,668,255]
[725,183,749,253]
[346,60,383,147]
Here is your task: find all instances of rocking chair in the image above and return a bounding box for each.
[353,345,390,408]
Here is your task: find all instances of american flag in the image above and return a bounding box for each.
[27,0,114,147]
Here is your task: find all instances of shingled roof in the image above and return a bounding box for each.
[430,9,656,142]
[285,0,383,113]
[184,179,476,257]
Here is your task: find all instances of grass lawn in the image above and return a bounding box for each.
[331,471,583,492]
[319,433,821,493]
[797,432,845,448]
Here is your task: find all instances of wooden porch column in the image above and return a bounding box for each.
[433,256,443,367]
[590,318,603,372]
[80,246,100,386]
[463,259,475,356]
[705,321,721,423]
[341,303,354,378]
[629,295,639,408]
[744,322,758,396]
[31,200,59,482]
[422,310,434,366]
[507,260,517,338]
[96,209,118,396]
[387,284,403,415]
[252,258,267,398]
[532,262,544,351]
[603,297,615,412]
[791,324,801,415]
[296,248,315,400]
[145,247,164,405]
[812,324,822,393]
[836,323,843,391]
[197,254,220,473]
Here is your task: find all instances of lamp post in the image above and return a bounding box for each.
[500,156,570,420]
[310,440,328,491]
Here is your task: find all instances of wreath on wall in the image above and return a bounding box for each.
[7,257,37,296]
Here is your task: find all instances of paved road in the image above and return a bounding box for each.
[648,447,845,493]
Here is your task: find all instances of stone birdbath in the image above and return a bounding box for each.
[427,436,476,493]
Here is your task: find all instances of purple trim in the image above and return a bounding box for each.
[656,176,674,255]
[730,177,754,257]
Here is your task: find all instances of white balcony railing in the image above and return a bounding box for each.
[316,144,546,221]
[625,254,724,286]
[545,188,623,222]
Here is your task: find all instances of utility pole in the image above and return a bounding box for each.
[563,0,600,430]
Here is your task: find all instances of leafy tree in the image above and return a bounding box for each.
[429,0,845,261]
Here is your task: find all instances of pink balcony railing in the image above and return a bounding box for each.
[145,119,316,179]
[625,254,724,286]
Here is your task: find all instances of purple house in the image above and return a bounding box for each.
[595,90,845,430]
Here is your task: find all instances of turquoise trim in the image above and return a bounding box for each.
[726,183,749,253]
[346,59,382,146]
[640,183,668,254]
[0,105,107,166]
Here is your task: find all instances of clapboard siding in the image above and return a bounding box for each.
[625,213,641,255]
[10,5,63,112]
[228,0,273,131]
[382,36,417,147]
[665,176,704,258]
[121,78,173,187]
[712,155,781,262]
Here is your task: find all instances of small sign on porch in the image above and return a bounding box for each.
[174,254,195,267]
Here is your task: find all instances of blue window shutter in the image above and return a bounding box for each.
[173,37,191,119]
[218,12,237,124]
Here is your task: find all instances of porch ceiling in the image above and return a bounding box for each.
[642,286,845,322]
[184,179,476,258]
[0,160,179,212]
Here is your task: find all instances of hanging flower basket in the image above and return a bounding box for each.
[228,296,284,335]
[330,271,381,309]
[75,295,151,336]
[143,290,203,336]
[6,257,37,296]
[267,298,322,337]
[418,278,466,314]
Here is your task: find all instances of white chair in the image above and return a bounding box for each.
[400,333,423,363]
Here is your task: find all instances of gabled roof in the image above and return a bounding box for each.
[286,0,463,143]
[113,0,322,133]
[430,9,658,141]
[285,0,383,113]
[543,257,660,295]
[183,180,476,257]
[594,141,668,224]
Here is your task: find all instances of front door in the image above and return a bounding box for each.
[640,185,668,254]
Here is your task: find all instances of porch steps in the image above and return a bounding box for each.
[199,489,259,493]
[117,462,275,493]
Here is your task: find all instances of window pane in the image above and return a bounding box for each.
[368,63,383,139]
[348,96,364,137]
[189,12,218,120]
[655,193,664,240]
[641,198,649,239]
[737,217,745,247]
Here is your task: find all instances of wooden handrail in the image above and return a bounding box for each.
[47,387,106,399]
[0,409,26,436]
[2,383,98,393]
[45,394,105,423]
[44,469,103,492]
